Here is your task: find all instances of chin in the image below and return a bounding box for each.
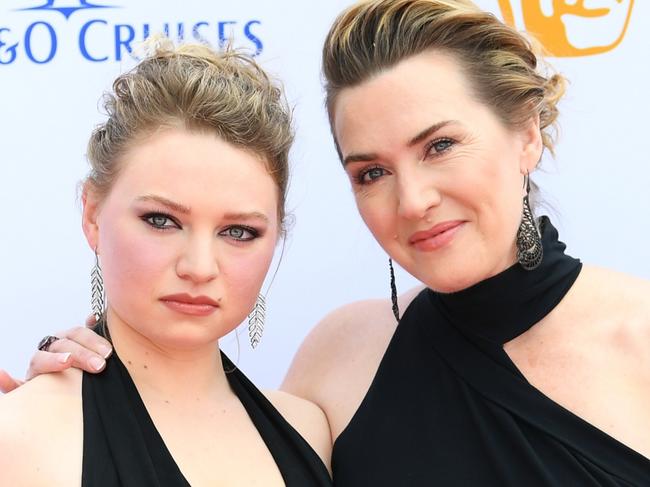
[151,324,225,350]
[130,312,227,349]
[416,263,486,294]
[427,277,474,294]
[410,242,510,294]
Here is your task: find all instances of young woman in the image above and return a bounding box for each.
[4,1,650,485]
[0,40,331,486]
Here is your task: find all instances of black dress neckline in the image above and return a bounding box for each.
[82,349,332,486]
[428,216,582,344]
[332,217,650,485]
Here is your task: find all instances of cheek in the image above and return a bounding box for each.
[460,150,521,213]
[226,247,273,287]
[219,240,276,315]
[463,155,525,257]
[99,221,174,308]
[356,191,394,241]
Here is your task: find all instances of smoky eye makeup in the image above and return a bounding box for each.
[219,225,261,241]
[140,211,181,230]
[133,198,271,243]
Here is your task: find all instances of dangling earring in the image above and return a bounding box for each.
[516,173,543,270]
[248,294,266,349]
[389,258,400,322]
[91,250,106,322]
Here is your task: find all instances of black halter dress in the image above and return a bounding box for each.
[82,350,332,486]
[332,218,650,486]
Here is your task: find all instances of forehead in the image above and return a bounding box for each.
[333,50,489,154]
[108,128,278,212]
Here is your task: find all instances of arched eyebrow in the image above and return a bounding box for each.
[407,120,458,147]
[137,195,191,214]
[342,120,459,167]
[136,195,269,223]
[222,212,269,223]
[343,152,377,167]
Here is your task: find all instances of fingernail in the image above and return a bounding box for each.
[89,357,106,372]
[99,345,113,359]
[58,353,71,364]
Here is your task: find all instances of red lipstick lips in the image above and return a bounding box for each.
[160,293,219,317]
[408,220,464,252]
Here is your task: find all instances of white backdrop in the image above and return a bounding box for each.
[1,0,648,388]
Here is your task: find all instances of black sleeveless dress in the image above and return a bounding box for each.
[332,218,650,485]
[82,351,332,486]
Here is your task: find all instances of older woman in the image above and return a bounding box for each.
[3,0,650,485]
[0,40,331,485]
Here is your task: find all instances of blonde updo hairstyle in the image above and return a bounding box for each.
[323,0,566,193]
[85,38,293,227]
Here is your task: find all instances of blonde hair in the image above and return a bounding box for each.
[323,0,565,157]
[86,38,293,224]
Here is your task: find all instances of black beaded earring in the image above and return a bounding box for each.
[389,258,400,322]
[516,173,543,270]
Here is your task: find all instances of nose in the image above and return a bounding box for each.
[176,234,219,284]
[396,167,441,220]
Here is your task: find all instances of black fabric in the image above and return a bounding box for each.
[332,217,650,486]
[82,351,332,486]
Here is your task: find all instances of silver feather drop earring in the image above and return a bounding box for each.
[91,250,106,322]
[516,173,543,270]
[248,294,266,349]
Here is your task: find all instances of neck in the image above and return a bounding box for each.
[103,308,232,406]
[430,217,582,344]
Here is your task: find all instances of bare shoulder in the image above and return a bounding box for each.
[0,369,82,485]
[281,286,424,437]
[577,265,650,321]
[0,367,82,429]
[581,264,650,296]
[282,287,423,399]
[570,265,650,358]
[263,389,332,470]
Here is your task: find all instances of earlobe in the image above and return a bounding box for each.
[81,184,101,252]
[519,114,543,174]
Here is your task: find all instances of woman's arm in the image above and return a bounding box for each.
[264,390,333,472]
[0,320,113,394]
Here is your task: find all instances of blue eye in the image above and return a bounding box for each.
[220,226,259,241]
[427,138,454,156]
[143,213,179,230]
[357,166,387,184]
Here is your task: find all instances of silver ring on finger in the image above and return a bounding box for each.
[37,335,62,352]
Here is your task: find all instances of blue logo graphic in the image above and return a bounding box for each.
[1,2,264,65]
[17,1,118,20]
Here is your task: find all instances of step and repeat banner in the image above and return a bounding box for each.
[1,0,647,387]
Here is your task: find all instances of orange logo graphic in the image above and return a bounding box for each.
[498,0,635,57]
